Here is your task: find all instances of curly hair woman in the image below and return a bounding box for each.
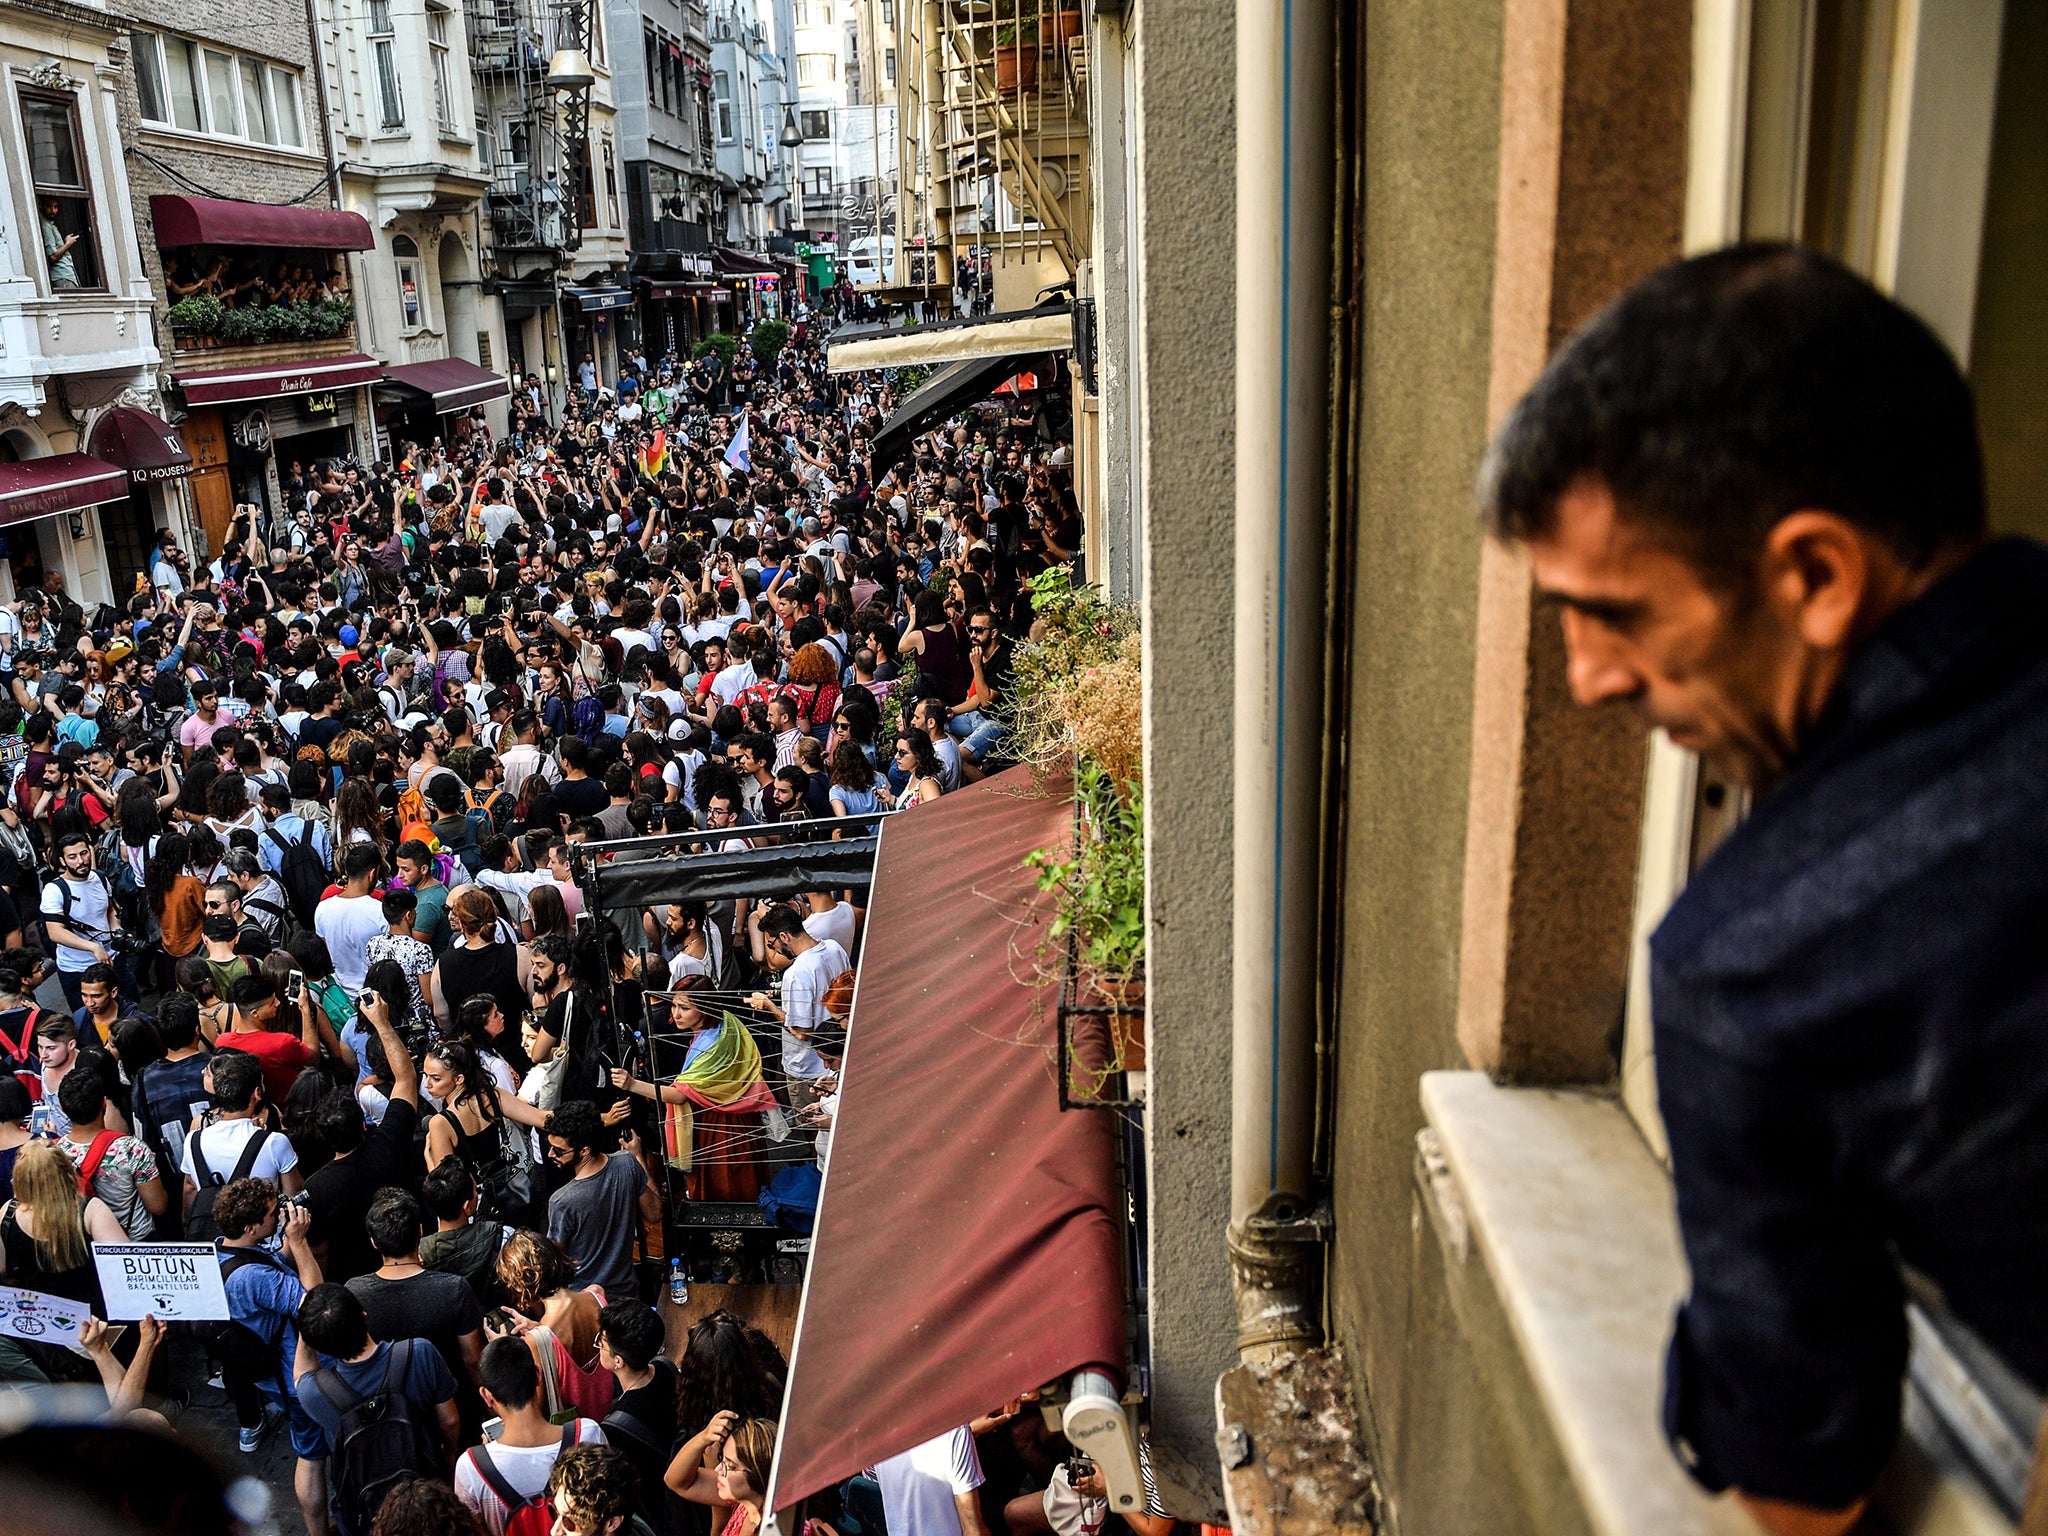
[489,1229,615,1420]
[332,777,385,872]
[146,829,205,962]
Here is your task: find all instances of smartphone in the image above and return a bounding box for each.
[480,1416,503,1443]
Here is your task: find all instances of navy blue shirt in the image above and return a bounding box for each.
[1654,538,2048,1505]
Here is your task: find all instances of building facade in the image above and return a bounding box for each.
[608,0,720,355]
[0,3,164,606]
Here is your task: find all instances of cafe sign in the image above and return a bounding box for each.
[305,392,338,413]
[231,410,272,453]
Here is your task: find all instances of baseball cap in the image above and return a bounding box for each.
[339,624,360,648]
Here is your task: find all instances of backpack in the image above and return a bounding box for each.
[463,1425,578,1536]
[196,1246,290,1378]
[183,1127,275,1243]
[265,827,328,931]
[312,1339,442,1536]
[395,780,428,834]
[464,788,507,870]
[0,1006,44,1071]
[72,1128,120,1199]
[97,830,146,927]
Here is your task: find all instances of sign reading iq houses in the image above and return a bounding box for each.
[92,1243,230,1321]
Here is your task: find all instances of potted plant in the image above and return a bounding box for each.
[994,8,1040,94]
[750,317,790,367]
[1040,9,1082,48]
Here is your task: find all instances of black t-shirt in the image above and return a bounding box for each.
[305,1097,420,1283]
[553,775,609,819]
[541,989,603,1105]
[606,1357,680,1519]
[345,1268,484,1387]
[420,1219,508,1308]
[300,715,343,753]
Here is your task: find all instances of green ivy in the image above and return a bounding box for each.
[692,331,741,370]
[1025,759,1145,980]
[750,318,790,367]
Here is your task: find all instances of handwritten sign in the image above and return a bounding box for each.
[0,1283,91,1344]
[92,1242,229,1321]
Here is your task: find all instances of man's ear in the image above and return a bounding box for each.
[1758,511,1874,652]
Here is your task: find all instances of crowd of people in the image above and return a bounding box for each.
[0,313,1176,1536]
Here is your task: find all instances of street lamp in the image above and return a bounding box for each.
[778,103,803,148]
[547,46,595,92]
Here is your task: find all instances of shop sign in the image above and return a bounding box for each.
[231,410,272,453]
[132,461,196,483]
[305,392,338,413]
[754,275,778,291]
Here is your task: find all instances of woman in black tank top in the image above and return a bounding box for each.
[433,886,531,1038]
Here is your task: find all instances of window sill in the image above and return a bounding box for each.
[1417,1071,2017,1536]
[137,123,320,162]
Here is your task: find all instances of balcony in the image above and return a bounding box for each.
[17,291,160,379]
[164,294,359,360]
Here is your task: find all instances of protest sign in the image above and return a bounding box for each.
[92,1242,229,1321]
[0,1284,90,1345]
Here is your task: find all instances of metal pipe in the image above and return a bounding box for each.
[1227,0,1335,1361]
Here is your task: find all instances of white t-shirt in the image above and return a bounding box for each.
[804,901,857,954]
[780,937,850,1081]
[610,627,654,658]
[710,661,758,707]
[480,504,524,543]
[182,1117,297,1185]
[872,1428,984,1536]
[315,894,394,995]
[455,1420,607,1536]
[41,873,114,972]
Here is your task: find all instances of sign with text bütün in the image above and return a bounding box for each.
[92,1242,229,1321]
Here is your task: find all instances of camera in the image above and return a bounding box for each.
[281,1191,311,1211]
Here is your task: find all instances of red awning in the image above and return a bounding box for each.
[174,353,383,406]
[0,453,129,526]
[149,194,375,251]
[766,766,1126,1514]
[380,357,511,414]
[89,407,195,483]
[714,246,779,276]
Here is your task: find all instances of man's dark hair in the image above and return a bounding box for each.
[419,1157,476,1222]
[480,1334,539,1408]
[758,905,803,940]
[79,962,118,992]
[209,1050,264,1112]
[315,1088,367,1155]
[56,1067,106,1125]
[429,776,465,814]
[381,887,419,924]
[298,1282,371,1357]
[596,1301,664,1373]
[215,1177,279,1240]
[344,843,381,881]
[365,1186,425,1258]
[229,973,279,1010]
[1478,243,1986,588]
[548,1098,603,1155]
[155,993,200,1051]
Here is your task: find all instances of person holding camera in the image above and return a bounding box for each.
[40,831,130,1014]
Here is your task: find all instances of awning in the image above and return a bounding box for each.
[380,358,512,414]
[568,286,635,312]
[828,305,1073,374]
[582,835,878,910]
[714,246,779,276]
[0,453,129,526]
[765,767,1125,1515]
[88,407,194,483]
[174,353,383,407]
[149,194,374,251]
[869,351,1049,467]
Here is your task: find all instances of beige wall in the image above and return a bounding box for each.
[1327,0,1688,1528]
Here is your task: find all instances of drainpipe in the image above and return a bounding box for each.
[1228,0,1335,1361]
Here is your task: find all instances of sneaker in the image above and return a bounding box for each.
[238,1404,284,1454]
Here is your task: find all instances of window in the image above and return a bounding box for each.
[880,0,893,24]
[797,0,830,23]
[802,164,832,199]
[884,46,895,84]
[797,52,834,87]
[393,234,423,328]
[204,50,241,135]
[368,0,403,129]
[713,70,733,141]
[428,5,457,134]
[507,121,530,170]
[588,11,605,67]
[131,31,305,145]
[603,138,620,229]
[20,92,101,292]
[801,107,829,140]
[645,26,661,108]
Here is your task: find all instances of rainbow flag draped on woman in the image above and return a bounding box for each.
[660,1011,777,1169]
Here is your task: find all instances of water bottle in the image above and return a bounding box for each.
[669,1258,689,1308]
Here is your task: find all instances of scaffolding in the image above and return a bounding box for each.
[871,0,1090,309]
[466,0,596,266]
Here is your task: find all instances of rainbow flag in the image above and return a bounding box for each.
[637,427,667,478]
[660,1011,777,1169]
